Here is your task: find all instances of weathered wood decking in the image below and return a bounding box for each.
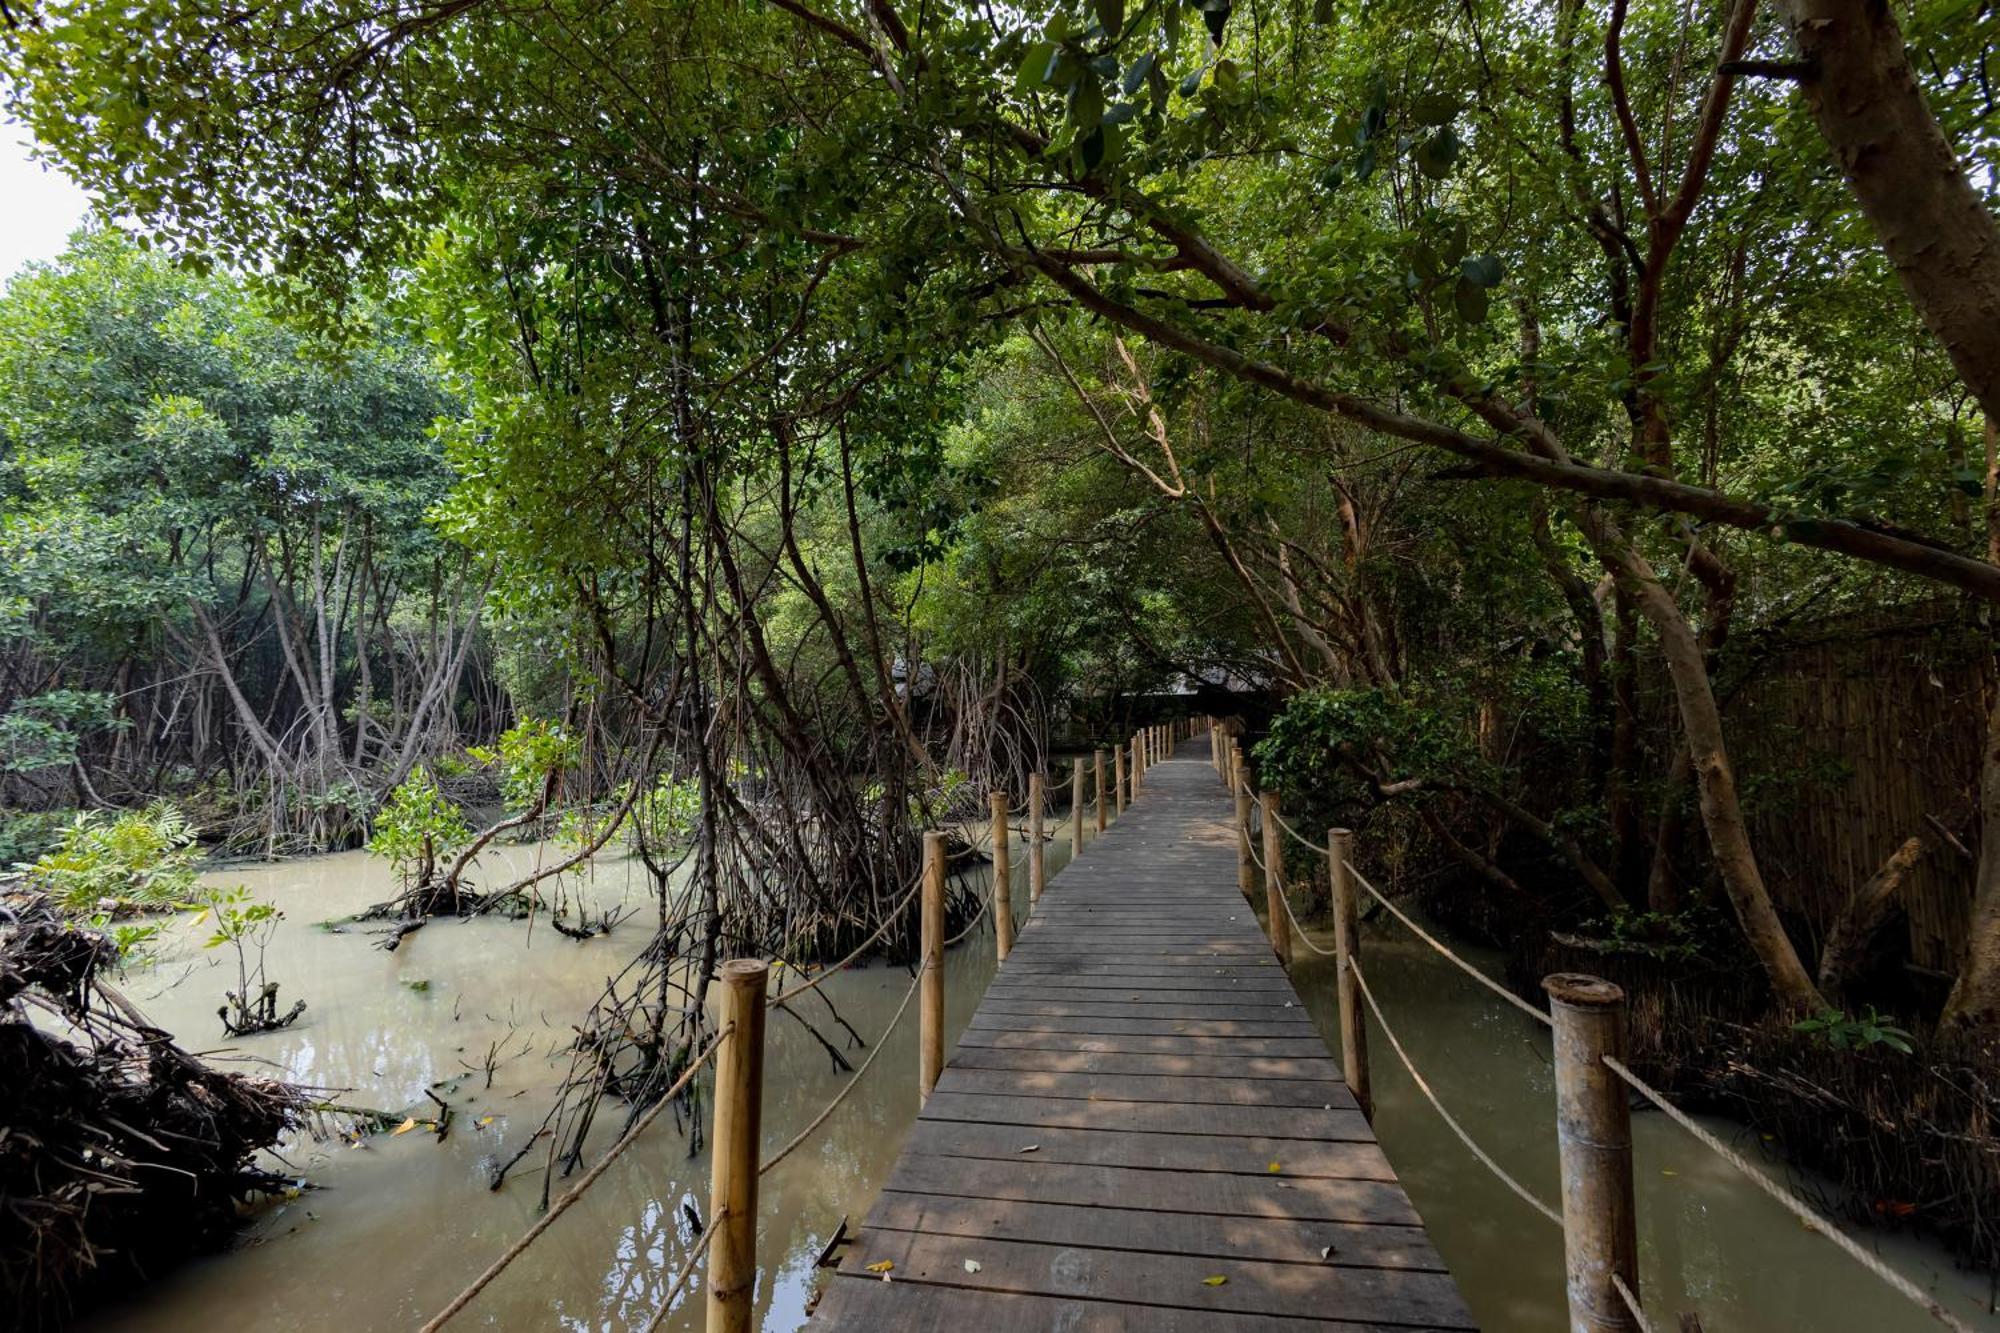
[813,741,1476,1330]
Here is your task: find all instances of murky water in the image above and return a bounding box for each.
[1277,915,2000,1332]
[73,811,2000,1332]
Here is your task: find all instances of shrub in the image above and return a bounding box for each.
[19,801,201,913]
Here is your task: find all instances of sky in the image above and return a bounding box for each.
[0,116,92,284]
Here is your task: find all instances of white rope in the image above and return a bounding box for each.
[944,884,992,946]
[760,970,921,1175]
[636,1208,723,1333]
[1271,868,1340,958]
[1268,804,1325,856]
[418,1030,730,1332]
[1343,860,1552,1027]
[1611,1273,1657,1333]
[1602,1055,1977,1333]
[770,874,922,1007]
[1350,959,1563,1227]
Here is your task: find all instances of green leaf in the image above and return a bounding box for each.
[1453,276,1490,323]
[1015,41,1056,97]
[1415,127,1460,180]
[1411,92,1459,126]
[1460,254,1504,288]
[1122,53,1155,96]
[1095,0,1125,41]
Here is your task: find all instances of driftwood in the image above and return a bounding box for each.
[1,891,307,1330]
[1818,834,1927,1001]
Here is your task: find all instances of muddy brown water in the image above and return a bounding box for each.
[72,826,2000,1332]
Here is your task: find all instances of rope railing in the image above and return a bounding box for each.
[1602,1054,1977,1333]
[1343,860,1552,1027]
[1349,958,1563,1227]
[1235,786,1982,1333]
[761,970,922,1176]
[636,1208,724,1333]
[769,874,922,1008]
[1611,1273,1655,1333]
[1270,867,1339,959]
[418,1028,732,1332]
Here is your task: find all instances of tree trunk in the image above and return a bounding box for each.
[1576,509,1825,1010]
[1942,691,2000,1033]
[1781,0,2000,427]
[1818,834,1924,1002]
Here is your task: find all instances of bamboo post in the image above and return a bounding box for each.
[1094,750,1108,832]
[919,832,945,1104]
[1070,757,1086,861]
[1113,746,1126,817]
[1028,772,1046,904]
[1328,827,1371,1121]
[1232,744,1254,898]
[704,958,768,1333]
[991,789,1013,962]
[1544,973,1640,1333]
[1130,734,1142,798]
[1259,791,1291,965]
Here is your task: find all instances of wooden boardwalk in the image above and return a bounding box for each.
[813,740,1476,1330]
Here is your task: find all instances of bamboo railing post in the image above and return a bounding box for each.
[1544,973,1641,1333]
[1328,828,1371,1121]
[991,789,1013,962]
[1028,772,1046,904]
[1094,750,1108,832]
[919,833,945,1104]
[1070,757,1086,860]
[1113,746,1126,817]
[1231,744,1254,898]
[1130,734,1143,798]
[704,958,768,1333]
[1259,791,1292,965]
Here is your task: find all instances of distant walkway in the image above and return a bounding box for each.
[812,740,1475,1329]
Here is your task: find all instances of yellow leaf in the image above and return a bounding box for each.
[476,1115,495,1127]
[390,1117,418,1136]
[1661,1168,1678,1177]
[866,1260,894,1273]
[1266,1161,1281,1173]
[1203,1275,1228,1287]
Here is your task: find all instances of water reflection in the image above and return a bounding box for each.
[68,815,1999,1333]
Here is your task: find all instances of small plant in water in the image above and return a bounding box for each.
[367,765,473,914]
[195,885,306,1036]
[1792,1005,1915,1054]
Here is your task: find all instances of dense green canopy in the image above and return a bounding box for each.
[3,0,1999,1018]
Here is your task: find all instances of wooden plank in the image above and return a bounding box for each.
[983,984,1303,1006]
[886,1153,1422,1225]
[816,1278,1422,1332]
[973,999,1318,1023]
[953,1029,1334,1058]
[834,1230,1476,1327]
[917,1091,1375,1141]
[943,1045,1346,1081]
[855,1191,1446,1268]
[809,741,1469,1331]
[992,964,1292,981]
[902,1119,1396,1181]
[932,1066,1353,1109]
[963,1014,1319,1037]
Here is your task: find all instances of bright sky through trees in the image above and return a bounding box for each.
[0,115,87,283]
